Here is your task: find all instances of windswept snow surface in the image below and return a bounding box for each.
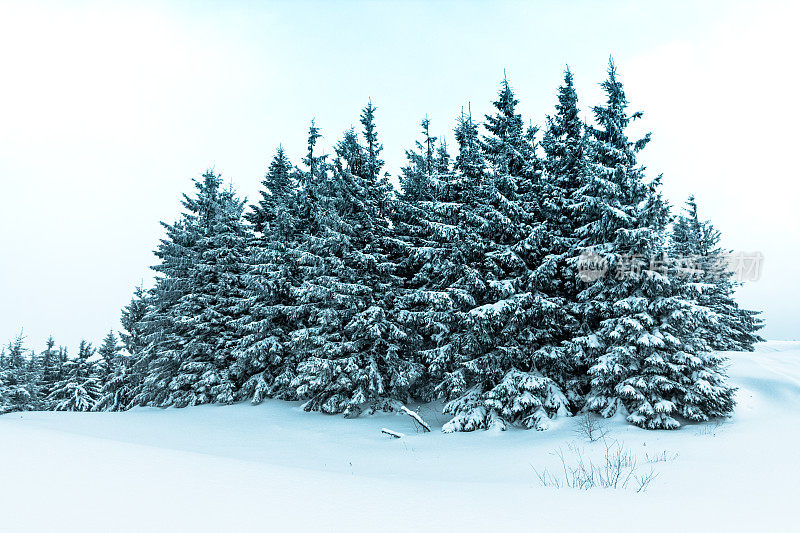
[2,342,799,532]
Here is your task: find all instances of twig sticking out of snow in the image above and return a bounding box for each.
[381,428,404,439]
[400,405,431,433]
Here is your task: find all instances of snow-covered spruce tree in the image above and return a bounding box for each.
[97,330,123,378]
[129,216,197,406]
[95,330,132,411]
[168,181,250,407]
[538,67,598,406]
[435,79,573,432]
[121,285,150,358]
[391,116,468,403]
[113,285,150,409]
[572,60,735,429]
[0,333,38,413]
[233,145,303,404]
[540,67,591,285]
[399,117,439,202]
[247,146,296,237]
[481,76,538,179]
[288,104,422,417]
[40,344,69,410]
[28,350,44,406]
[670,196,764,351]
[48,340,102,412]
[38,336,63,405]
[131,171,250,407]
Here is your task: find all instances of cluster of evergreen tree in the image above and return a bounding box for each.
[0,61,763,431]
[0,331,125,414]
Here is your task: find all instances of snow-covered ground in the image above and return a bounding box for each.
[2,342,798,532]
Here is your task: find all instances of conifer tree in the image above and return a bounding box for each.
[97,331,123,376]
[49,340,101,411]
[541,67,589,245]
[234,146,303,404]
[434,139,451,174]
[571,60,735,429]
[303,119,325,185]
[538,67,596,405]
[360,100,384,181]
[121,286,150,358]
[169,183,250,406]
[246,146,295,236]
[130,218,197,406]
[94,331,131,411]
[25,347,44,410]
[439,82,570,432]
[37,335,62,406]
[131,171,250,407]
[481,75,538,179]
[115,286,150,409]
[289,103,421,417]
[670,196,764,351]
[0,333,36,413]
[400,117,438,202]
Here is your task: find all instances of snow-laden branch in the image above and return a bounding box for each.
[380,428,404,439]
[400,405,431,432]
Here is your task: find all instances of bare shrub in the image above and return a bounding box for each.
[533,440,659,492]
[644,450,678,464]
[694,420,723,437]
[574,412,608,443]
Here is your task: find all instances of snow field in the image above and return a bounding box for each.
[1,342,798,532]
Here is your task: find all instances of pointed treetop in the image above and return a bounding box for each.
[420,116,437,174]
[182,169,223,229]
[591,58,651,166]
[483,74,535,176]
[336,126,366,177]
[266,145,293,197]
[98,330,122,366]
[490,75,519,120]
[435,138,451,173]
[544,66,582,152]
[304,119,325,181]
[454,105,483,179]
[359,100,384,180]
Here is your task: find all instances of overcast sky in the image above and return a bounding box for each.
[1,0,798,352]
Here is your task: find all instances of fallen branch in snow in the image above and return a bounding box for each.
[380,428,404,439]
[400,405,431,433]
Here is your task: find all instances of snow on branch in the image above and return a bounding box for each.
[400,405,431,432]
[380,428,405,439]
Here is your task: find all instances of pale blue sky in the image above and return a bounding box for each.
[1,0,797,351]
